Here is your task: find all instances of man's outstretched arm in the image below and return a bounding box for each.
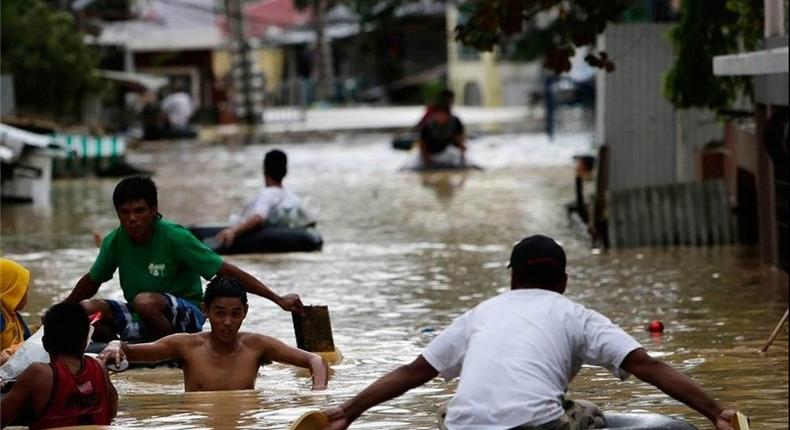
[259,335,328,390]
[217,262,304,314]
[0,363,47,426]
[65,273,102,303]
[322,355,439,430]
[99,334,184,366]
[215,214,265,247]
[620,348,737,430]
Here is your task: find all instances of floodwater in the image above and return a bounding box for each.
[1,131,787,429]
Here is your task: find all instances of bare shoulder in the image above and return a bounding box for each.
[239,332,284,352]
[155,332,206,353]
[14,362,52,390]
[240,332,275,345]
[165,332,203,345]
[19,362,51,379]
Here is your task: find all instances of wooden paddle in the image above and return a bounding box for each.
[288,410,329,430]
[731,411,751,430]
[293,306,342,365]
[760,308,789,353]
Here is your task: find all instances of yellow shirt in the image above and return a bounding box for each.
[1,258,30,349]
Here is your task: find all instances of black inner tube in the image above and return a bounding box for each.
[188,224,323,255]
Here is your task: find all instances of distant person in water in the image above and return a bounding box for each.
[99,276,328,392]
[161,82,194,134]
[321,235,740,430]
[415,89,456,130]
[215,149,314,248]
[66,176,304,343]
[417,90,467,167]
[1,302,117,429]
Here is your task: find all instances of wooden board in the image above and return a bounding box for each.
[293,306,342,364]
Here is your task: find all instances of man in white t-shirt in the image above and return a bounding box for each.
[320,235,740,430]
[216,150,312,248]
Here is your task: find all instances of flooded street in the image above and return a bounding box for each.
[1,132,787,429]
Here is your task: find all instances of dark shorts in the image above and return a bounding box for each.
[105,293,205,341]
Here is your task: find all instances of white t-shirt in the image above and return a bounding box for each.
[161,92,194,128]
[422,289,641,430]
[238,186,309,228]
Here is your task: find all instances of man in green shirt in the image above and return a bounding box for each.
[65,176,303,342]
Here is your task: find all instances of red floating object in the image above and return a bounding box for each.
[648,320,664,333]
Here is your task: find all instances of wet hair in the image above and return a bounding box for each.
[112,176,158,212]
[204,276,248,307]
[433,89,455,113]
[42,302,90,356]
[263,150,288,183]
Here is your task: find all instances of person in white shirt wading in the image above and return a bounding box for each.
[320,235,741,430]
[215,149,312,248]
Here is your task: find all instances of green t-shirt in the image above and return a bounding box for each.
[89,218,223,306]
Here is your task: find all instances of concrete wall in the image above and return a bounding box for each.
[598,23,722,191]
[213,47,285,91]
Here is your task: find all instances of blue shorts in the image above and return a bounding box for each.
[105,293,205,341]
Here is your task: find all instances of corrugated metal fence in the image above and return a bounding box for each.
[608,179,735,247]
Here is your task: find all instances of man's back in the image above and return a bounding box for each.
[423,289,640,429]
[3,357,114,429]
[420,115,464,154]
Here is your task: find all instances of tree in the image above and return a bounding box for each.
[664,0,763,111]
[452,1,635,73]
[1,0,102,122]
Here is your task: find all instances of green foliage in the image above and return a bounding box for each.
[664,0,762,110]
[297,1,635,74]
[454,1,634,73]
[1,0,102,121]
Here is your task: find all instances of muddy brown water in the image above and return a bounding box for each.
[1,133,787,429]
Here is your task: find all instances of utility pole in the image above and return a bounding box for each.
[224,0,264,129]
[313,0,334,102]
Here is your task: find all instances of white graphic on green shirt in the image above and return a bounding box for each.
[148,263,165,277]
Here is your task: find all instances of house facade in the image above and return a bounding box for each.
[713,0,788,273]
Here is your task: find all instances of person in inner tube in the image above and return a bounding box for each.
[65,176,304,343]
[215,149,315,249]
[319,235,741,430]
[416,90,467,167]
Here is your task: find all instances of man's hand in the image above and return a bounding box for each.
[278,293,304,315]
[215,228,237,248]
[715,409,737,430]
[97,340,126,370]
[321,406,352,430]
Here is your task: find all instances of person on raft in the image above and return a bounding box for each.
[320,235,741,430]
[215,149,314,249]
[65,176,304,343]
[98,276,328,392]
[417,91,467,167]
[1,302,118,429]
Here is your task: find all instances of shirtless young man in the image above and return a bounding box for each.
[99,276,328,392]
